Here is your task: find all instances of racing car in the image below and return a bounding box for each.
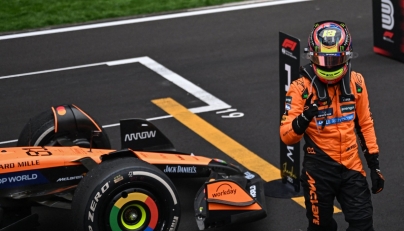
[0,104,267,231]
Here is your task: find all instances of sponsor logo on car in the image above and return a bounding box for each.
[56,175,83,182]
[211,183,237,198]
[0,174,38,184]
[18,160,40,167]
[56,106,67,116]
[250,185,257,198]
[0,163,15,169]
[163,165,197,174]
[124,130,156,142]
[244,171,255,180]
[0,171,49,188]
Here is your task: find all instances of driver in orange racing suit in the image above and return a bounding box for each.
[280,20,385,231]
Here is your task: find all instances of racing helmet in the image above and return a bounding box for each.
[306,20,353,84]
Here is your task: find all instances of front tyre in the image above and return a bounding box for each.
[71,158,181,231]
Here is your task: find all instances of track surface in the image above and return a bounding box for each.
[1,0,403,230]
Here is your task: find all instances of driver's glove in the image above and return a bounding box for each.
[292,94,318,135]
[365,153,385,194]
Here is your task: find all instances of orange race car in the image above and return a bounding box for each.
[0,104,267,231]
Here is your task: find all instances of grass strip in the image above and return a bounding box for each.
[0,0,246,33]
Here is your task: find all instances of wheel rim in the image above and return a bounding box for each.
[120,204,146,229]
[109,192,159,231]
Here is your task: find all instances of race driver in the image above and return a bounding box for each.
[279,20,385,231]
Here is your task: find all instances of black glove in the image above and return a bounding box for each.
[292,94,318,134]
[365,153,385,194]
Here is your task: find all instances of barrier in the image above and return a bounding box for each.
[278,32,301,193]
[373,0,404,62]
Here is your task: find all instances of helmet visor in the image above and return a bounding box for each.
[308,51,352,67]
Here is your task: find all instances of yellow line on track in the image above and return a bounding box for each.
[152,97,341,213]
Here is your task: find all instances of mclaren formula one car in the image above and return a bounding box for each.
[0,104,267,231]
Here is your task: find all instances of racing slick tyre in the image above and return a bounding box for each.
[16,108,111,148]
[71,157,181,231]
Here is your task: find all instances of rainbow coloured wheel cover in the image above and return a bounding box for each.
[109,192,158,231]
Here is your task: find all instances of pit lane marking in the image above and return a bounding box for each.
[0,56,230,114]
[152,97,342,213]
[0,56,230,145]
[0,0,311,41]
[153,97,281,182]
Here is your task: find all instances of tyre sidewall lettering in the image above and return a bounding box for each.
[87,181,111,230]
[83,168,179,231]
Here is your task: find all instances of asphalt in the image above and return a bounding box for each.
[0,0,403,230]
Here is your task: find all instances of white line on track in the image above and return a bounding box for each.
[0,57,231,145]
[0,0,310,40]
[0,56,231,114]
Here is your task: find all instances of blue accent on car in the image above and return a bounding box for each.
[0,170,49,188]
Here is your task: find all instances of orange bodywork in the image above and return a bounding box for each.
[206,181,262,211]
[0,147,108,174]
[0,146,213,174]
[133,151,212,165]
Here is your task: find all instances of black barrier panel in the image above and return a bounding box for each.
[279,32,301,192]
[373,0,404,62]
